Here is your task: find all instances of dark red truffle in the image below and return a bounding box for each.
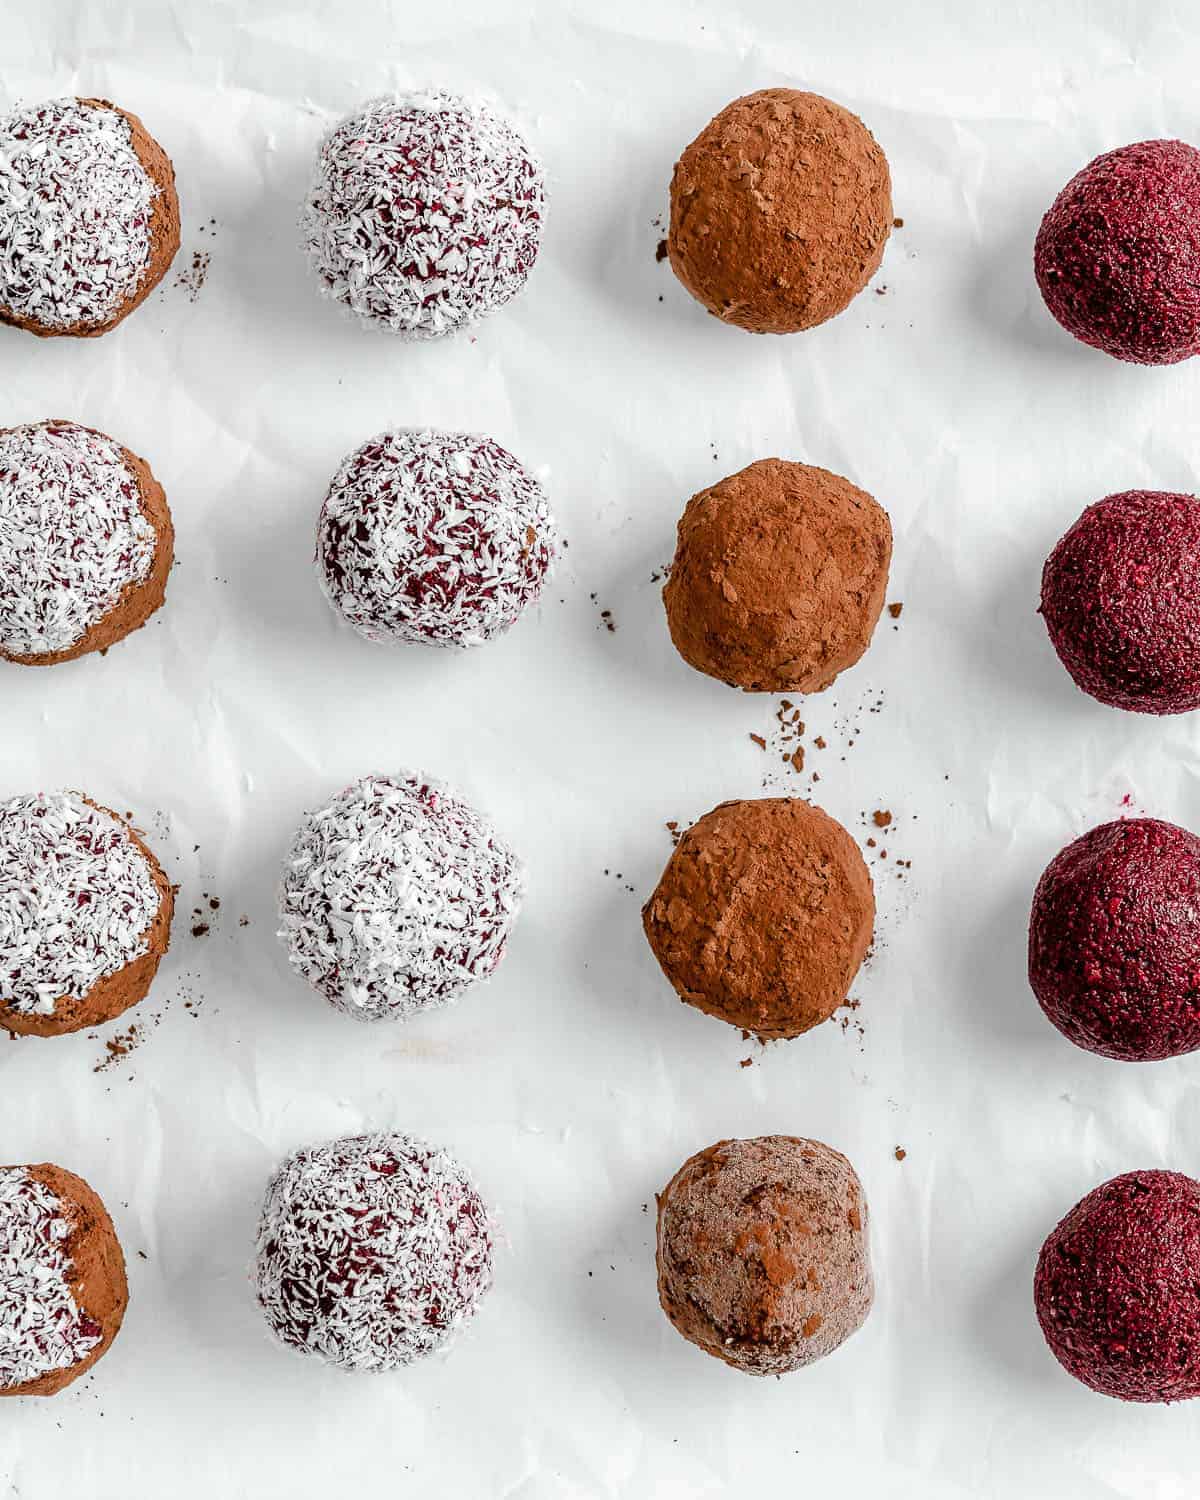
[1036,1170,1200,1402]
[1035,139,1200,364]
[1041,489,1200,714]
[1029,818,1200,1061]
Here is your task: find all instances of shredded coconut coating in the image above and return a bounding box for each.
[301,91,543,338]
[0,791,161,1018]
[0,421,157,658]
[254,1132,494,1371]
[278,773,523,1022]
[317,428,556,648]
[0,98,156,332]
[0,1167,100,1391]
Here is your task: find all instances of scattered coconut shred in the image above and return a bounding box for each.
[0,1168,100,1390]
[277,773,523,1022]
[0,791,160,1017]
[0,98,156,331]
[254,1133,494,1371]
[0,422,156,657]
[317,428,556,648]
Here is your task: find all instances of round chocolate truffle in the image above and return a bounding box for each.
[1036,1169,1200,1402]
[1041,489,1200,715]
[667,89,892,335]
[0,419,173,667]
[278,772,523,1023]
[1035,140,1200,365]
[0,791,174,1038]
[663,458,892,693]
[1030,818,1200,1062]
[642,797,873,1039]
[317,428,555,648]
[255,1132,493,1371]
[657,1136,872,1376]
[0,97,179,339]
[302,91,543,338]
[0,1163,128,1397]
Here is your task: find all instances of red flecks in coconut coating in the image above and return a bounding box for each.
[1029,818,1200,1061]
[301,91,543,339]
[254,1132,494,1372]
[1035,139,1200,364]
[317,428,555,649]
[1036,1170,1200,1402]
[1040,490,1200,714]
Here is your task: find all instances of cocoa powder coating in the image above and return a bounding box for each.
[642,797,874,1040]
[668,89,892,334]
[656,1135,873,1376]
[663,458,892,693]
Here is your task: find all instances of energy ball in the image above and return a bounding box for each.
[317,428,555,648]
[1041,489,1200,714]
[302,91,543,338]
[278,772,523,1023]
[642,797,873,1040]
[0,791,174,1038]
[663,458,892,693]
[656,1136,873,1376]
[0,97,179,338]
[1030,818,1200,1062]
[1035,140,1200,364]
[668,89,892,335]
[0,419,173,667]
[255,1132,494,1371]
[0,1163,128,1397]
[1036,1169,1200,1402]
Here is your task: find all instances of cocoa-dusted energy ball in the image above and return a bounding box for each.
[668,89,892,334]
[278,772,523,1023]
[302,91,543,338]
[1030,818,1200,1062]
[1035,140,1200,364]
[317,429,555,648]
[663,458,892,693]
[0,419,173,667]
[642,797,873,1039]
[0,1163,128,1397]
[0,791,174,1038]
[1036,1170,1200,1402]
[0,97,179,338]
[1041,490,1200,714]
[657,1136,873,1376]
[255,1132,494,1371]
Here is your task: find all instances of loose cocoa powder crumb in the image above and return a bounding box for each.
[814,736,827,749]
[174,248,210,302]
[894,1146,907,1161]
[749,733,766,750]
[888,602,903,619]
[873,810,892,828]
[739,1057,753,1069]
[239,915,250,927]
[790,747,805,773]
[191,922,209,938]
[655,238,668,263]
[893,217,904,228]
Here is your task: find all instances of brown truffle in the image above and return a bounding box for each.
[642,797,873,1039]
[663,458,892,693]
[656,1135,873,1375]
[667,89,892,334]
[0,1163,128,1397]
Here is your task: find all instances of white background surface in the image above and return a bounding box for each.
[2,1,1200,1495]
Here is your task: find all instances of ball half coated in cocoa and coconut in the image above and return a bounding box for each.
[642,797,873,1040]
[663,458,892,693]
[0,1162,128,1397]
[657,1135,873,1376]
[668,89,892,335]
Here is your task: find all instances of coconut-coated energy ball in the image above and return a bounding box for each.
[1029,818,1200,1062]
[302,91,543,338]
[255,1133,494,1372]
[657,1136,873,1376]
[663,458,892,693]
[1035,140,1200,364]
[1041,490,1200,714]
[668,89,892,334]
[1036,1170,1200,1402]
[316,429,555,648]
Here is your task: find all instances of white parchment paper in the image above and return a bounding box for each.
[3,1,1200,1495]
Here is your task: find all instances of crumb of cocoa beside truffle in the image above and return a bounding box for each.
[893,217,904,228]
[655,238,668,263]
[888,601,903,619]
[873,810,892,828]
[894,1146,906,1161]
